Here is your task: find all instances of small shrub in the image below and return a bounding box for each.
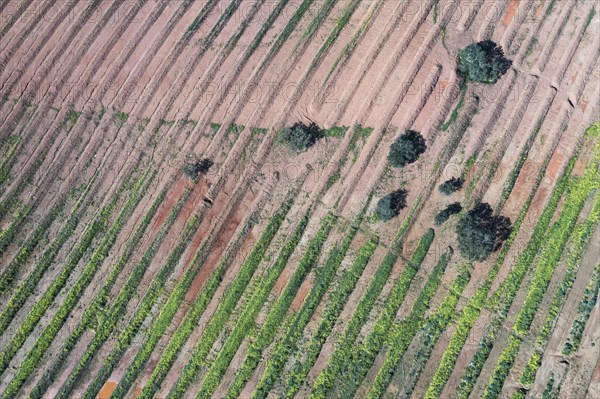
[387,130,426,168]
[183,158,213,180]
[376,189,408,221]
[435,202,463,226]
[456,202,511,261]
[278,122,324,152]
[457,40,512,84]
[439,177,464,195]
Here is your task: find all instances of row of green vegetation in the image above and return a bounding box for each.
[304,0,363,79]
[0,174,98,333]
[136,200,297,399]
[169,213,336,398]
[0,195,65,296]
[0,203,32,257]
[563,262,600,355]
[112,193,270,399]
[424,154,575,399]
[309,229,434,399]
[221,210,313,399]
[192,211,311,399]
[0,108,80,220]
[28,187,170,399]
[250,210,367,399]
[336,229,436,398]
[52,190,192,398]
[79,206,202,399]
[0,171,134,375]
[283,237,378,398]
[366,248,453,399]
[186,0,217,33]
[512,196,600,398]
[2,170,154,398]
[460,125,600,399]
[294,0,336,52]
[496,117,544,212]
[323,0,383,85]
[378,266,472,399]
[0,135,20,183]
[453,159,577,399]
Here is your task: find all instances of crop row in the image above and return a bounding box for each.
[367,247,453,399]
[563,262,600,355]
[309,227,433,399]
[1,169,154,398]
[0,135,20,183]
[222,209,312,399]
[0,109,79,221]
[169,212,336,398]
[0,170,135,375]
[28,187,168,399]
[94,190,222,399]
[0,204,32,257]
[453,156,576,399]
[0,196,65,296]
[192,210,311,399]
[283,237,379,399]
[337,229,436,398]
[79,198,199,399]
[496,118,543,212]
[0,174,99,334]
[137,200,297,399]
[510,198,600,398]
[390,266,472,399]
[294,0,335,52]
[250,211,366,399]
[481,126,600,399]
[425,136,579,399]
[324,1,383,86]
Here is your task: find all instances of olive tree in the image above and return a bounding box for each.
[457,40,512,84]
[387,130,427,168]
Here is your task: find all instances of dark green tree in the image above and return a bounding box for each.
[456,202,511,261]
[457,40,512,84]
[376,189,408,221]
[387,130,426,168]
[435,202,463,226]
[439,177,464,195]
[278,122,324,152]
[183,158,213,180]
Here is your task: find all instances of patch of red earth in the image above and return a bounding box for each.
[531,186,548,214]
[580,99,588,112]
[546,151,563,181]
[502,0,520,27]
[98,381,117,399]
[148,176,189,232]
[184,193,250,303]
[291,275,313,311]
[133,386,141,398]
[534,3,544,18]
[274,266,293,293]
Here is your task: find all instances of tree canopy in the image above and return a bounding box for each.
[376,189,408,221]
[439,177,464,195]
[183,158,213,181]
[278,122,324,152]
[456,202,511,261]
[457,40,512,84]
[435,202,463,226]
[387,130,427,168]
